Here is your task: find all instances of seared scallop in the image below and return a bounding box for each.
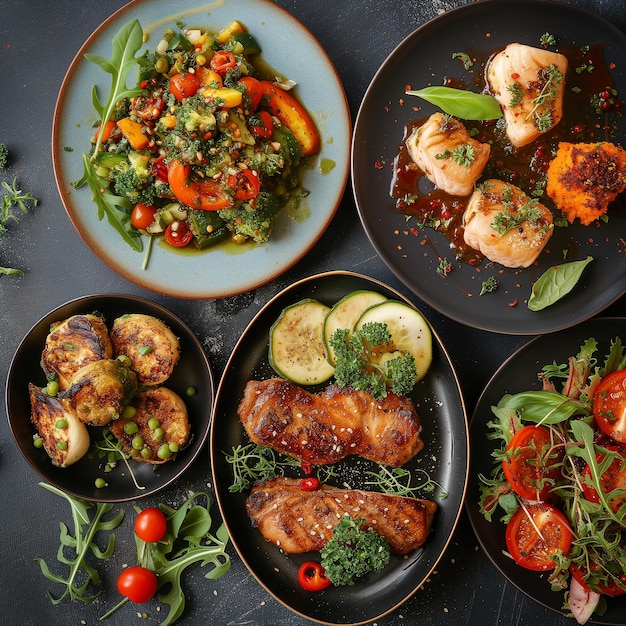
[29,383,90,467]
[110,314,180,386]
[41,314,113,390]
[463,179,554,268]
[65,359,138,426]
[109,387,190,464]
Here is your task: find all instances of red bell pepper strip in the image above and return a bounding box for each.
[167,160,232,211]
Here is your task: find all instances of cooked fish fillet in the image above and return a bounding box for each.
[246,477,437,555]
[40,314,113,390]
[238,378,423,467]
[65,359,138,426]
[487,43,567,148]
[110,314,180,386]
[463,179,554,268]
[547,141,626,225]
[405,112,490,196]
[109,386,190,464]
[29,383,90,467]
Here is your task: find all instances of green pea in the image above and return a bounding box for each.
[186,386,197,397]
[122,405,136,419]
[46,381,59,396]
[169,442,180,453]
[57,440,68,451]
[148,417,160,430]
[33,436,43,449]
[95,478,107,489]
[152,427,165,442]
[157,444,172,459]
[132,435,144,450]
[55,418,68,429]
[155,56,169,74]
[124,421,139,435]
[140,447,152,459]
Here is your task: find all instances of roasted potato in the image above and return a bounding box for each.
[110,314,180,386]
[64,358,138,426]
[109,386,190,464]
[40,313,113,390]
[29,383,90,467]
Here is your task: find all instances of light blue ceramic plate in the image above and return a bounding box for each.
[52,0,350,299]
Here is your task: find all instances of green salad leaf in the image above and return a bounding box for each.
[528,256,593,311]
[405,86,503,120]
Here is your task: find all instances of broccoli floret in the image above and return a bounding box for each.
[0,144,8,169]
[175,95,217,133]
[111,166,158,205]
[245,144,285,178]
[218,191,281,244]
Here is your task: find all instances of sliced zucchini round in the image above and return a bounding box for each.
[268,299,335,385]
[322,290,388,365]
[354,300,433,382]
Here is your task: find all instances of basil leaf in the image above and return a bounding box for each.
[528,256,593,311]
[405,86,503,120]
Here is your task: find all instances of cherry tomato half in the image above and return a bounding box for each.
[167,160,231,211]
[505,503,572,571]
[131,91,165,121]
[582,447,626,512]
[164,220,194,247]
[502,425,563,501]
[151,155,169,183]
[239,76,263,110]
[169,72,201,102]
[210,50,237,76]
[298,562,331,592]
[130,203,157,230]
[227,169,261,201]
[134,507,167,543]
[594,369,626,443]
[117,566,158,603]
[571,563,626,597]
[250,110,274,140]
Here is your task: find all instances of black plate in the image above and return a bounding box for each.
[5,294,214,503]
[210,270,468,625]
[466,317,626,623]
[352,0,626,335]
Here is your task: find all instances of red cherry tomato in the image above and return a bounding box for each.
[134,507,167,543]
[505,503,572,571]
[167,160,232,211]
[594,369,626,443]
[131,91,165,121]
[117,566,158,603]
[164,220,194,247]
[300,477,320,491]
[151,155,169,183]
[239,76,263,110]
[210,50,237,76]
[250,110,274,139]
[169,72,201,102]
[582,447,626,512]
[571,563,626,597]
[297,562,331,592]
[130,203,157,230]
[227,169,261,201]
[502,425,563,501]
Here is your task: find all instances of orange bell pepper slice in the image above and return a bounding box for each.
[167,160,232,211]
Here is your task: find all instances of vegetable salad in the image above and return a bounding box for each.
[80,19,319,265]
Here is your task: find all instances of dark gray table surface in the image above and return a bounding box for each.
[1,1,625,625]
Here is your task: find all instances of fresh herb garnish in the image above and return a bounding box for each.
[452,51,473,69]
[406,86,503,120]
[540,33,557,47]
[90,428,146,491]
[0,143,8,169]
[436,257,453,277]
[364,465,448,498]
[525,63,563,130]
[479,276,499,296]
[527,256,593,311]
[35,482,124,604]
[507,83,523,107]
[490,195,543,236]
[435,143,476,167]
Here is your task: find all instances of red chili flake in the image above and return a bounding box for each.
[511,72,520,80]
[399,98,404,106]
[508,299,518,307]
[468,258,478,266]
[405,84,412,92]
[374,160,384,170]
[410,227,420,236]
[573,124,583,134]
[301,460,313,475]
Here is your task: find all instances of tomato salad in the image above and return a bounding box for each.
[86,20,319,262]
[478,337,626,623]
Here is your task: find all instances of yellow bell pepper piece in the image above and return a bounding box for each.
[216,20,246,44]
[201,87,243,109]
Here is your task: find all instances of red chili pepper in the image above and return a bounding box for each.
[300,460,313,475]
[300,477,320,491]
[250,110,274,139]
[297,562,331,592]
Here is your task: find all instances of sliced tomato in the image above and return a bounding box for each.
[505,503,572,571]
[167,160,231,211]
[502,425,563,501]
[239,76,263,110]
[571,563,626,597]
[164,220,193,247]
[298,562,331,592]
[131,91,165,121]
[582,447,626,512]
[150,155,169,183]
[210,50,237,76]
[227,169,261,200]
[594,369,626,443]
[250,110,274,140]
[169,72,201,102]
[131,203,157,230]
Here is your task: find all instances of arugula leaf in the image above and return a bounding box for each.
[528,256,593,311]
[496,390,591,425]
[35,482,124,604]
[406,86,503,120]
